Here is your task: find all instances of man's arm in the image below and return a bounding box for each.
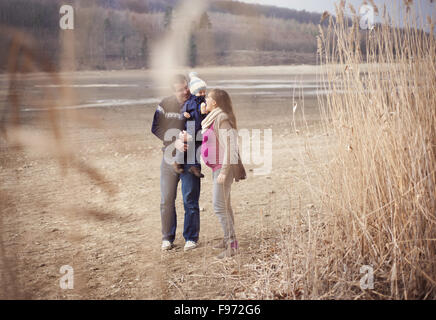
[151,105,166,141]
[151,103,187,152]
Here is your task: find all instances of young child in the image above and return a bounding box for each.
[173,72,208,178]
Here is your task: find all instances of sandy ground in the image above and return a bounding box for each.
[0,67,331,299]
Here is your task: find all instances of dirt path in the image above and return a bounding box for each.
[0,69,330,299]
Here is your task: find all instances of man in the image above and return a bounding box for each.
[151,74,201,251]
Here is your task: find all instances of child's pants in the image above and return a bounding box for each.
[175,143,202,169]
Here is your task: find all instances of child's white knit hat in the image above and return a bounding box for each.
[188,71,207,95]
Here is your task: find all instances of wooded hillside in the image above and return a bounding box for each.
[0,0,324,70]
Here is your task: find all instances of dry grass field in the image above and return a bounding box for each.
[0,66,331,299]
[1,1,435,300]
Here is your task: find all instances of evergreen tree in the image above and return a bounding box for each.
[199,12,212,29]
[163,6,172,30]
[188,33,197,67]
[121,35,127,68]
[103,17,111,68]
[141,34,149,68]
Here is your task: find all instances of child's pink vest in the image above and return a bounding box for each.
[201,122,222,172]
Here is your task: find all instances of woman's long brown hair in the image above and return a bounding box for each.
[210,89,237,129]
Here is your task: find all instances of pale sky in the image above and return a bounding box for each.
[236,0,435,18]
[236,0,338,13]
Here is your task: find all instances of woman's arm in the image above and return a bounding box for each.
[216,118,238,179]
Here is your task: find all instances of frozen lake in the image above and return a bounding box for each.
[0,66,328,113]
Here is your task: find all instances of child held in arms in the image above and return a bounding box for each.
[173,72,208,178]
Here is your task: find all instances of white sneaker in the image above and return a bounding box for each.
[184,240,198,251]
[161,240,174,251]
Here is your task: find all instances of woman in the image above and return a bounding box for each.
[201,89,246,259]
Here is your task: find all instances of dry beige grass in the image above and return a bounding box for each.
[207,1,436,300]
[0,1,434,300]
[0,27,118,299]
[315,2,436,299]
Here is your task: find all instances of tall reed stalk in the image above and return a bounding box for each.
[317,1,435,299]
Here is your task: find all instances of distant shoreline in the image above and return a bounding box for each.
[0,63,396,79]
